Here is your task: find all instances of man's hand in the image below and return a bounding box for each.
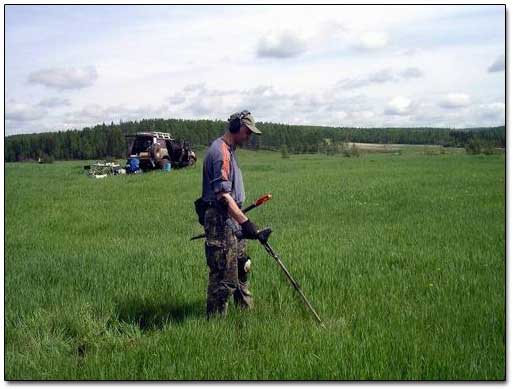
[241,219,260,240]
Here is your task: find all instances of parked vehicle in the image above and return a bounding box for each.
[127,132,196,171]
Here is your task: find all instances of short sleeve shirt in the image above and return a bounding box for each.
[202,137,245,206]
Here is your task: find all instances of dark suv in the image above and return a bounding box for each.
[128,132,196,170]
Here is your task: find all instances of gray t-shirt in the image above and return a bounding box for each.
[202,137,245,207]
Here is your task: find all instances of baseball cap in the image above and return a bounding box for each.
[240,112,262,135]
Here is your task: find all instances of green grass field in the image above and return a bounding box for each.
[5,148,505,380]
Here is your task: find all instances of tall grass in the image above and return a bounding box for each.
[5,150,505,380]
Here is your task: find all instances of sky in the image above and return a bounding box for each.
[5,5,506,135]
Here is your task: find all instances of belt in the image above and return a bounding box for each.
[204,198,242,210]
[204,200,225,214]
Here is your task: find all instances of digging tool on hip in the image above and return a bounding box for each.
[191,193,272,241]
[256,228,326,328]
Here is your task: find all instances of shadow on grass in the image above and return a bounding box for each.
[115,297,204,331]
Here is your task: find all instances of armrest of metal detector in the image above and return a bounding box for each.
[257,227,272,244]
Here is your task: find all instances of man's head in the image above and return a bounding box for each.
[227,110,262,146]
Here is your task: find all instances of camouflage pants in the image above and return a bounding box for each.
[204,206,253,318]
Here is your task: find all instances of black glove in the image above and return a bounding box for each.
[241,219,260,240]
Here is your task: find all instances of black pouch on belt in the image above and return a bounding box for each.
[194,197,208,226]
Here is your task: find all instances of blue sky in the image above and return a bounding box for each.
[5,5,505,135]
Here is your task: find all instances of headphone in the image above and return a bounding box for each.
[228,110,251,133]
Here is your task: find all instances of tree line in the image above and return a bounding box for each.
[5,118,505,162]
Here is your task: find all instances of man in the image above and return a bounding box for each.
[201,110,262,318]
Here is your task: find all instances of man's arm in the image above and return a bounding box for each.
[210,143,258,238]
[217,192,248,224]
[217,192,260,239]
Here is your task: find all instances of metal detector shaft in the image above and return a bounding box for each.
[260,240,325,328]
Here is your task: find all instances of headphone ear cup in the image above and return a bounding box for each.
[229,117,241,133]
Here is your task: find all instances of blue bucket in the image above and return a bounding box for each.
[164,162,171,172]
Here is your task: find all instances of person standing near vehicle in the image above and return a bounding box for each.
[198,110,263,318]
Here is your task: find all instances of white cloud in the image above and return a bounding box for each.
[257,30,307,58]
[167,83,382,127]
[336,77,371,89]
[400,67,423,79]
[65,103,169,128]
[336,67,423,89]
[396,48,420,56]
[291,94,326,113]
[183,83,206,93]
[478,102,505,120]
[28,66,98,90]
[38,97,71,107]
[488,54,505,72]
[384,96,413,116]
[333,111,348,121]
[6,102,46,121]
[356,31,388,49]
[168,93,187,105]
[368,69,395,83]
[439,93,471,109]
[76,104,106,121]
[346,110,375,121]
[187,95,224,116]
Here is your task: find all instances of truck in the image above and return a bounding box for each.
[127,131,197,171]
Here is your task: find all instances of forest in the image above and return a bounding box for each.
[4,118,505,162]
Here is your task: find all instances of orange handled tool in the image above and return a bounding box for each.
[241,193,272,213]
[191,193,272,241]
